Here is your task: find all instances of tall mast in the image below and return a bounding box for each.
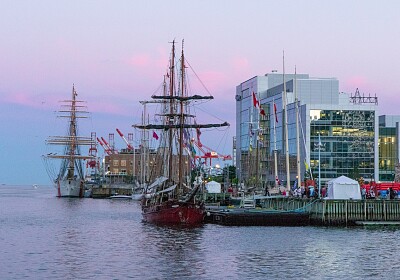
[162,73,168,177]
[68,85,77,179]
[178,40,185,193]
[168,41,175,182]
[295,66,301,189]
[282,51,291,193]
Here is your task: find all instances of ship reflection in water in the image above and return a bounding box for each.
[1,185,400,279]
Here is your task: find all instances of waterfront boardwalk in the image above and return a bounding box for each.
[205,197,400,227]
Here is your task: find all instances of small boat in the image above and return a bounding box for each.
[109,194,132,200]
[43,86,95,198]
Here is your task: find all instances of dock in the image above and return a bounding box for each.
[90,184,132,198]
[204,197,400,227]
[205,208,310,226]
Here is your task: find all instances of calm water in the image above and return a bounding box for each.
[1,185,400,280]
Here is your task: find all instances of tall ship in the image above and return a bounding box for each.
[43,86,95,197]
[133,40,229,225]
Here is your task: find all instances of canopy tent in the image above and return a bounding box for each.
[326,176,361,200]
[205,181,221,193]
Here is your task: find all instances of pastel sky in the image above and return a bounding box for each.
[1,0,399,185]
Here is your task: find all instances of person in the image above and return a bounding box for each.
[321,186,326,198]
[264,185,270,196]
[361,187,366,199]
[305,186,310,198]
[389,187,396,200]
[369,187,376,199]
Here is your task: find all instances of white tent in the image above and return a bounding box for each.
[205,181,221,193]
[326,175,361,200]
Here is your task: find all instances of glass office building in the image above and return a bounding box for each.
[236,73,379,189]
[378,115,400,181]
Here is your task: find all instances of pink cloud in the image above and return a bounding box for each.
[343,76,368,91]
[128,54,150,67]
[232,56,250,71]
[1,92,58,109]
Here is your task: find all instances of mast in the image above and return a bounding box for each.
[168,40,175,183]
[162,73,168,177]
[295,66,301,189]
[68,85,77,180]
[178,40,185,193]
[282,51,291,193]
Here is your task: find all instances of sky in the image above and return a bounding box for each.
[1,0,400,185]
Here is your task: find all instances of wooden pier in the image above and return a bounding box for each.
[261,197,400,226]
[205,209,310,226]
[205,197,400,227]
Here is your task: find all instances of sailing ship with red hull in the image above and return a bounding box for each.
[142,200,205,225]
[134,40,229,226]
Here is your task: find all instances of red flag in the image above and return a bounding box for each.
[152,131,159,140]
[274,103,278,123]
[252,92,259,107]
[196,127,202,147]
[260,108,265,116]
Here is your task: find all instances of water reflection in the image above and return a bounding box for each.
[3,186,400,279]
[139,223,206,279]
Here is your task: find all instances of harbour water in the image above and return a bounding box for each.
[1,185,400,279]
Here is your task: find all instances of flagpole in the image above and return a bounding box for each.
[273,97,278,190]
[282,50,291,194]
[295,66,301,191]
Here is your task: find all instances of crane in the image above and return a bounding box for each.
[99,137,118,155]
[190,138,232,166]
[116,128,133,151]
[97,137,112,155]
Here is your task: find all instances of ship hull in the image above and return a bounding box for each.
[56,179,84,198]
[142,200,205,225]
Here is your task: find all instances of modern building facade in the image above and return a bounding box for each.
[236,72,379,190]
[378,115,400,181]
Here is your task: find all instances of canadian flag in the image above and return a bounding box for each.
[274,103,278,123]
[252,92,259,108]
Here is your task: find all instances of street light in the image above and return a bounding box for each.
[318,133,322,198]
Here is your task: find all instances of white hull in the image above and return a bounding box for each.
[56,179,83,197]
[131,193,144,201]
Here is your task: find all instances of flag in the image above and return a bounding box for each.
[196,126,202,147]
[260,108,265,116]
[252,92,259,107]
[273,103,278,123]
[304,160,309,170]
[152,131,159,140]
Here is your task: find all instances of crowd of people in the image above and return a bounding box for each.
[361,186,398,200]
